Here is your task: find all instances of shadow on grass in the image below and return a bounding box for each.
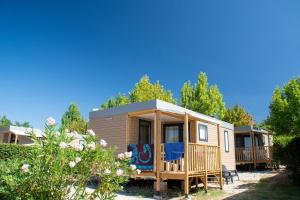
[224,171,300,200]
[122,179,182,198]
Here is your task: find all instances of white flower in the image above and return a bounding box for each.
[117,153,125,159]
[87,142,96,151]
[59,142,68,149]
[116,169,123,176]
[130,164,136,170]
[69,161,76,168]
[104,169,111,175]
[64,128,70,133]
[136,169,141,174]
[125,151,132,158]
[100,139,107,147]
[21,164,30,173]
[46,117,56,126]
[75,157,81,163]
[87,129,95,136]
[70,142,83,151]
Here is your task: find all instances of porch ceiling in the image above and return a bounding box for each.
[138,113,183,123]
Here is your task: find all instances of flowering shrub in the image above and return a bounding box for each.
[0,117,137,200]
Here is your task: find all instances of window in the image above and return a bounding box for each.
[224,131,229,152]
[198,124,208,141]
[139,120,151,144]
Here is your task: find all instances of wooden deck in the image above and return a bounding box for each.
[235,146,272,165]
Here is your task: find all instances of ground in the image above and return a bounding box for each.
[118,169,300,200]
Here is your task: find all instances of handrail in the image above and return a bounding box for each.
[235,146,272,162]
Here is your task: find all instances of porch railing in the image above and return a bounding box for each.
[160,143,220,173]
[235,146,272,163]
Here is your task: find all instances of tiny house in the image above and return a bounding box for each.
[0,126,44,145]
[89,99,235,195]
[234,126,272,168]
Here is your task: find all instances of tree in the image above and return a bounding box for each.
[268,78,300,136]
[0,115,12,128]
[222,105,254,126]
[15,121,30,128]
[180,72,226,119]
[101,94,130,109]
[61,103,87,133]
[101,75,176,109]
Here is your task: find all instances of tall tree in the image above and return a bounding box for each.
[222,105,254,127]
[61,103,87,133]
[268,78,300,136]
[0,115,12,128]
[101,75,176,109]
[180,72,226,119]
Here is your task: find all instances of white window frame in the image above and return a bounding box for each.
[198,123,208,142]
[224,130,229,152]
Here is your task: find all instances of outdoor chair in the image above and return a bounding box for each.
[222,165,239,184]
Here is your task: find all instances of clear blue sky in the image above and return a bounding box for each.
[1,0,300,128]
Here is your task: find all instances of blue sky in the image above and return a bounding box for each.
[0,0,300,128]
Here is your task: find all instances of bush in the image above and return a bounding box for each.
[0,144,36,160]
[272,135,294,165]
[0,117,138,199]
[284,137,300,184]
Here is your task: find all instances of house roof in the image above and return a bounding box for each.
[0,126,44,137]
[234,125,270,134]
[90,99,234,130]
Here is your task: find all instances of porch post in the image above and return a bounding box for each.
[250,131,256,169]
[184,113,189,196]
[217,124,223,189]
[155,110,162,193]
[15,134,18,144]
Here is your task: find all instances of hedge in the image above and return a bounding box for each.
[0,144,36,160]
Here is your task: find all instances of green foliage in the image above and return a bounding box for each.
[61,103,88,134]
[284,137,300,184]
[0,119,134,199]
[0,144,36,160]
[268,78,300,136]
[14,121,30,128]
[272,135,294,165]
[0,115,12,128]
[222,105,253,126]
[180,72,226,119]
[101,75,176,109]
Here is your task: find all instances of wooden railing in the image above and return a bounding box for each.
[235,146,272,163]
[160,143,220,173]
[189,143,220,173]
[160,143,184,172]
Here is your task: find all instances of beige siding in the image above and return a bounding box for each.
[18,135,33,144]
[195,121,236,170]
[220,127,236,170]
[89,114,128,154]
[196,121,218,146]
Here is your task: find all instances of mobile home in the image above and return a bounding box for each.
[89,99,235,195]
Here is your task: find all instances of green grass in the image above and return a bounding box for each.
[192,189,225,200]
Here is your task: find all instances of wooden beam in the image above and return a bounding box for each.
[250,131,256,169]
[217,124,223,189]
[184,112,189,196]
[15,134,18,144]
[128,109,156,117]
[126,115,130,146]
[155,110,162,192]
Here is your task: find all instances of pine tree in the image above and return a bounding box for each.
[61,103,87,133]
